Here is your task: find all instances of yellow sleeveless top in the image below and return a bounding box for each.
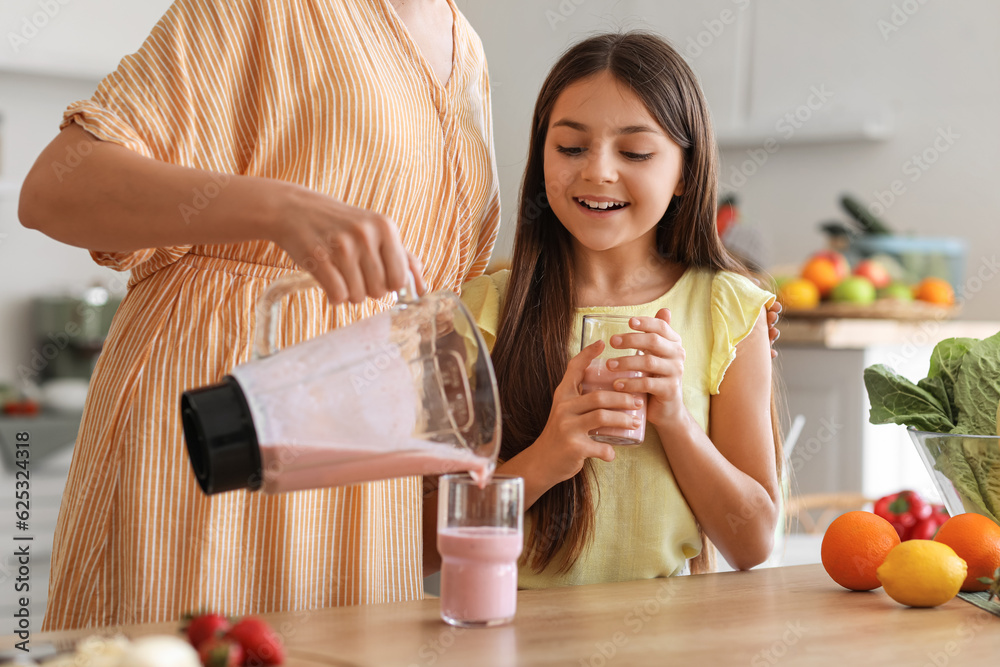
[44,0,499,630]
[461,267,774,587]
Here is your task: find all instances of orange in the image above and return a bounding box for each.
[913,277,955,306]
[800,257,840,297]
[821,511,901,591]
[933,513,1000,592]
[777,278,820,310]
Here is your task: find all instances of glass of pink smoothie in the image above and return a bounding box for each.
[437,474,524,628]
[580,314,647,446]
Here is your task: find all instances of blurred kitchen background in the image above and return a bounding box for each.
[1,0,999,617]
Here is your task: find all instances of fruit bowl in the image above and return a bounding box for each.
[909,428,1000,526]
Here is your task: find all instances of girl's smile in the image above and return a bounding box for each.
[543,70,685,259]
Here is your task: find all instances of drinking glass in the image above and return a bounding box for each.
[437,474,524,627]
[580,314,647,446]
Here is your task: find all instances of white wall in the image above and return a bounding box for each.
[459,0,1000,320]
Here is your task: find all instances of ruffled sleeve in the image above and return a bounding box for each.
[709,272,775,393]
[60,0,263,272]
[459,269,509,353]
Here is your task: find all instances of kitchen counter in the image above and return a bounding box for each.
[776,316,1000,349]
[20,564,999,666]
[772,317,1000,501]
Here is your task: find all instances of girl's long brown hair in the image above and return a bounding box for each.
[492,32,782,575]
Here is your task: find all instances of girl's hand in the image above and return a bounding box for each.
[529,341,635,486]
[604,308,686,427]
[271,185,427,305]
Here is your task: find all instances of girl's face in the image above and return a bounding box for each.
[544,71,685,258]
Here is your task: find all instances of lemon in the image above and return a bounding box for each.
[876,540,967,607]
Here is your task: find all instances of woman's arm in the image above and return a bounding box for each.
[615,309,779,570]
[19,125,423,303]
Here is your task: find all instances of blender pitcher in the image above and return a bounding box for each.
[180,273,501,495]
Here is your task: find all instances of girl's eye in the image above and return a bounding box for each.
[623,151,654,161]
[555,145,585,156]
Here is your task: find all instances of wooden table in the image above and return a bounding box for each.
[20,564,998,666]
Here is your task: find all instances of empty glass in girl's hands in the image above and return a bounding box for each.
[580,314,647,445]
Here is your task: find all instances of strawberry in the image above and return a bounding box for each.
[185,612,232,649]
[226,617,285,666]
[199,637,244,667]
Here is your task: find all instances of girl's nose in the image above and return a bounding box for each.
[580,147,617,184]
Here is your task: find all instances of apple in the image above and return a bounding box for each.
[878,282,914,302]
[811,250,849,282]
[831,276,876,305]
[853,259,891,290]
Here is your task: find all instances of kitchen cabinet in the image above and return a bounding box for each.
[776,318,1000,502]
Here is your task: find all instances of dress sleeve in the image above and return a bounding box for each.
[459,269,509,353]
[61,0,263,271]
[709,271,776,393]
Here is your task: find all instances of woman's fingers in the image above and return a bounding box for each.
[405,251,427,295]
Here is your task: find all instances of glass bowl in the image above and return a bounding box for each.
[908,428,1000,525]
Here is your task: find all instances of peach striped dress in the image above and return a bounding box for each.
[43,0,499,630]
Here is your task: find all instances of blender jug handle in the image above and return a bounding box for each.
[253,271,419,360]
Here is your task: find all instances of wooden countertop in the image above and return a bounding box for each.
[776,317,1000,349]
[22,564,999,666]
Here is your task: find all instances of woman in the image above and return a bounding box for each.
[20,0,499,630]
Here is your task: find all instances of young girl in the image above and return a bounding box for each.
[460,31,781,585]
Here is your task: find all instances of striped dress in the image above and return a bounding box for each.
[43,0,499,631]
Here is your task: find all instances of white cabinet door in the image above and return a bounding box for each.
[1,0,175,79]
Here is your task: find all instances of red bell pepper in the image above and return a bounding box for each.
[873,490,932,541]
[910,503,949,540]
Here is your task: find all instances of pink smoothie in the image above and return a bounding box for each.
[580,363,647,445]
[437,526,523,626]
[259,439,494,493]
[233,311,497,493]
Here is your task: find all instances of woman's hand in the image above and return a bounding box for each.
[766,300,781,358]
[603,309,686,428]
[272,185,427,305]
